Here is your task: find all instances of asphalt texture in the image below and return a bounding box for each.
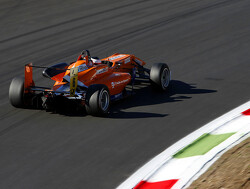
[0,0,250,188]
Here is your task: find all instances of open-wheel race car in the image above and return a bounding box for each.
[9,50,171,116]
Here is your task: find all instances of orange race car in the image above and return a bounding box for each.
[9,50,171,116]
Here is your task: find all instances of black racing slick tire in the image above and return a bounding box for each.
[9,77,25,108]
[150,63,171,91]
[85,84,110,116]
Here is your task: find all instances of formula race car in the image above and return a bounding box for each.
[9,50,171,116]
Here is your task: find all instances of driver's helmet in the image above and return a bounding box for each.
[91,57,102,64]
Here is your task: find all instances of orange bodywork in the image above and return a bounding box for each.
[52,54,145,96]
[102,53,146,71]
[24,53,145,97]
[24,63,34,93]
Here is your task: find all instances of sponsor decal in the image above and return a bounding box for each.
[96,67,108,74]
[111,78,130,88]
[109,55,126,61]
[78,64,88,72]
[91,67,108,80]
[124,57,130,64]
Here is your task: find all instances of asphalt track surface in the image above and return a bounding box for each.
[0,0,249,188]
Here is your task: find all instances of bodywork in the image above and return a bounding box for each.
[24,52,150,110]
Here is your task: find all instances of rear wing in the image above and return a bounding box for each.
[24,63,78,96]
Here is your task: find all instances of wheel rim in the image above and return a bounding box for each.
[161,68,170,89]
[99,89,109,111]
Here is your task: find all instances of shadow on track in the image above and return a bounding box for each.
[108,80,217,119]
[50,80,216,118]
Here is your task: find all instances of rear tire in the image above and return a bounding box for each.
[9,77,25,108]
[85,84,110,116]
[150,63,171,91]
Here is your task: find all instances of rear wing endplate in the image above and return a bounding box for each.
[24,63,34,93]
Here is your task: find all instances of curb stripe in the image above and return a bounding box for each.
[242,109,250,115]
[117,101,250,189]
[173,133,235,158]
[134,179,178,189]
[148,156,200,182]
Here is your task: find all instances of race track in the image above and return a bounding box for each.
[0,0,250,188]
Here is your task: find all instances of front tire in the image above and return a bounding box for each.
[150,63,171,91]
[85,84,110,116]
[9,77,25,108]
